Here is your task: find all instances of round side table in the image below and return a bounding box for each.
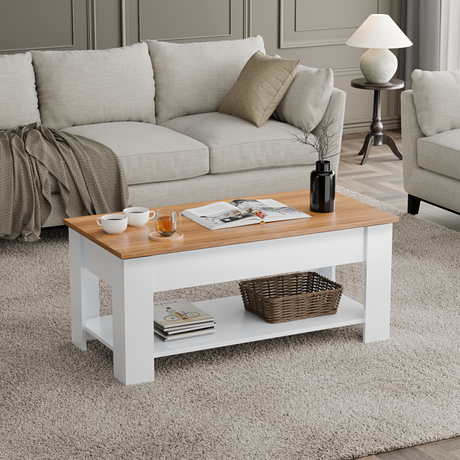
[351,78,405,165]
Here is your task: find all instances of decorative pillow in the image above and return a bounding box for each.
[411,69,460,137]
[219,51,300,128]
[0,52,41,130]
[273,65,334,131]
[146,36,265,124]
[32,42,155,129]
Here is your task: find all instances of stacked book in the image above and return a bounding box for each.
[154,298,215,342]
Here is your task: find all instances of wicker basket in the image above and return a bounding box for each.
[239,272,343,324]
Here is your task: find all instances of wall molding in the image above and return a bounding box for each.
[243,0,253,38]
[344,117,401,134]
[332,67,361,77]
[87,0,96,50]
[121,0,128,47]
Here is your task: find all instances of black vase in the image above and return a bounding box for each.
[310,160,335,213]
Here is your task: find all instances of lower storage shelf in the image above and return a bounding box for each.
[85,294,364,358]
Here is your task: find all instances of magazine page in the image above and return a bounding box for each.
[182,201,260,230]
[229,199,310,222]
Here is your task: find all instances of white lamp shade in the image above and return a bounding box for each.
[346,14,413,49]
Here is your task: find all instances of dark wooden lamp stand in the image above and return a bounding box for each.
[351,78,405,165]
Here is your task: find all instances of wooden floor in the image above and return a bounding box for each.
[357,438,460,460]
[340,130,460,460]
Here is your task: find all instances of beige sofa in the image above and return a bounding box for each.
[401,69,460,215]
[1,36,346,228]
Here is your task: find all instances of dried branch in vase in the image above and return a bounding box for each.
[291,118,340,164]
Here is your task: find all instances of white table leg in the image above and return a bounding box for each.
[69,229,100,351]
[363,224,393,343]
[112,257,154,385]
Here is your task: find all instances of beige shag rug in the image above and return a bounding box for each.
[1,186,460,460]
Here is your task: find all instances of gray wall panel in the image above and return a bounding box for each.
[0,0,88,52]
[140,0,231,41]
[138,0,244,42]
[296,0,375,31]
[94,0,123,49]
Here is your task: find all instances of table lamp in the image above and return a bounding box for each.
[346,14,412,84]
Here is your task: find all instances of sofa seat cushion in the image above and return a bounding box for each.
[418,129,460,181]
[32,43,155,130]
[0,52,41,130]
[161,112,317,174]
[62,122,209,185]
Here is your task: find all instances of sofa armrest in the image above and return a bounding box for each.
[311,87,346,174]
[401,90,425,189]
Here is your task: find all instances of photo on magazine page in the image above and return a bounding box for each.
[230,199,308,219]
[200,207,254,225]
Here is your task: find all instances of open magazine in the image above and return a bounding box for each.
[182,198,310,230]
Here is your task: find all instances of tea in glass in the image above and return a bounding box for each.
[155,209,181,236]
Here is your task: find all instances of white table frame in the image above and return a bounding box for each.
[69,223,393,385]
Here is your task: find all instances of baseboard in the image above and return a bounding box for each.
[343,118,401,134]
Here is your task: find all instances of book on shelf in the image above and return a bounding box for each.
[154,325,215,342]
[154,299,215,341]
[181,198,310,230]
[155,320,216,334]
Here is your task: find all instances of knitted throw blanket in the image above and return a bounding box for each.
[0,123,129,242]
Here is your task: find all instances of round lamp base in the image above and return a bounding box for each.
[360,48,397,84]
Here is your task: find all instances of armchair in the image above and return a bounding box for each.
[401,69,460,215]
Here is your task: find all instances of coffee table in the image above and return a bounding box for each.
[64,190,399,385]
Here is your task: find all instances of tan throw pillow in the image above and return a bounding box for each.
[219,51,300,128]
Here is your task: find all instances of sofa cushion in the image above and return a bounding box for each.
[218,51,299,128]
[161,112,317,174]
[0,52,40,130]
[411,69,460,137]
[417,129,460,181]
[32,43,155,130]
[273,65,334,131]
[146,36,265,124]
[62,122,209,185]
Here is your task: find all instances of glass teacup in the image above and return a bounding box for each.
[155,209,181,237]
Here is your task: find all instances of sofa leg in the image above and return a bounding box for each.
[407,195,421,215]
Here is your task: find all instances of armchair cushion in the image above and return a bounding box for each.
[411,69,460,137]
[417,129,460,181]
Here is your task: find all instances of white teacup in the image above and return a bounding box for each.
[123,207,155,227]
[96,214,128,234]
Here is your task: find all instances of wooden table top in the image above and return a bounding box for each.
[351,78,405,91]
[63,190,399,260]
